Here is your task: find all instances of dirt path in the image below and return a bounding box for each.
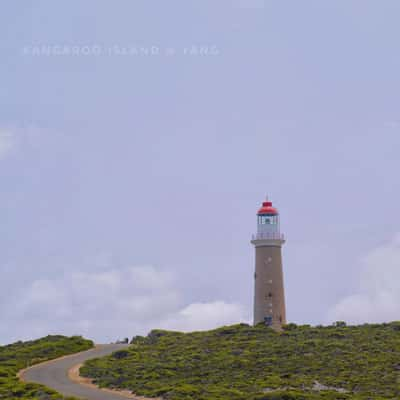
[67,362,154,399]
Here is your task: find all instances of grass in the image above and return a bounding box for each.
[0,335,93,399]
[80,322,400,400]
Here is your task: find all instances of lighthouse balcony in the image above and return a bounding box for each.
[252,232,285,241]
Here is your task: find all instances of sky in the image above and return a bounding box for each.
[1,1,400,344]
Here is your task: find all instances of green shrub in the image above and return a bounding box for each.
[0,335,93,400]
[81,322,400,400]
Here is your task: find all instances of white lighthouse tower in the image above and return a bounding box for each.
[251,198,286,329]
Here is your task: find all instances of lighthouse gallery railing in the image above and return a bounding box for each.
[252,232,285,241]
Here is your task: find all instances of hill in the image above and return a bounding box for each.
[0,335,93,399]
[80,322,400,400]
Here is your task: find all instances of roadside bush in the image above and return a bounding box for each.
[81,322,400,400]
[0,335,93,400]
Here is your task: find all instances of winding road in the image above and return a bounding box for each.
[19,344,141,400]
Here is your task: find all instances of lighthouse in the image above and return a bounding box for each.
[251,198,286,329]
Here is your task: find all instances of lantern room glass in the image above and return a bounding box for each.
[258,215,278,225]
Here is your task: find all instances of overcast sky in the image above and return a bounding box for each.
[1,1,400,344]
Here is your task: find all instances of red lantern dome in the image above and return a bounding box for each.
[257,201,278,215]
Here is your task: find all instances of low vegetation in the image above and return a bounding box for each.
[81,322,400,400]
[0,335,93,399]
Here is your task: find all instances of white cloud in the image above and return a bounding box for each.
[160,301,249,332]
[0,265,248,344]
[0,129,15,159]
[328,234,400,324]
